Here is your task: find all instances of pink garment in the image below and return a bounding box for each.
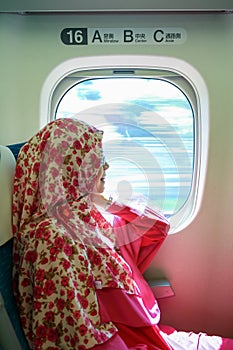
[95,201,169,329]
[92,202,233,350]
[95,202,168,325]
[92,333,149,350]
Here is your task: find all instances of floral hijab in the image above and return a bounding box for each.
[12,119,137,349]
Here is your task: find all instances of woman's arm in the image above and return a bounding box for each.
[109,201,169,273]
[91,194,170,273]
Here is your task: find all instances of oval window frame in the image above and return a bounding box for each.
[40,55,209,233]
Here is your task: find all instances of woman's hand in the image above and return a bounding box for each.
[90,193,109,209]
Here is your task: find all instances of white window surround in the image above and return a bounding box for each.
[40,55,209,233]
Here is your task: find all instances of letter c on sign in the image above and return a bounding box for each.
[154,30,164,43]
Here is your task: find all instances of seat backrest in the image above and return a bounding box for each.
[0,145,29,350]
[0,145,16,246]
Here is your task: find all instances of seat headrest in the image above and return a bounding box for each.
[0,145,16,246]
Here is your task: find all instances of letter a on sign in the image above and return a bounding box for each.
[92,30,102,43]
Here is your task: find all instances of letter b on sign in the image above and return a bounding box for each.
[124,30,134,43]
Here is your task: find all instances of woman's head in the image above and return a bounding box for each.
[13,118,104,228]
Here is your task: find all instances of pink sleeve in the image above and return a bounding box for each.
[107,202,170,273]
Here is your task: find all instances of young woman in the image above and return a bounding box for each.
[12,118,233,349]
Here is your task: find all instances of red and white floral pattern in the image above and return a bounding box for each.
[12,119,137,349]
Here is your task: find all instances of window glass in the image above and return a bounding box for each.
[56,77,193,219]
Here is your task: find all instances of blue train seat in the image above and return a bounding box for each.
[0,144,29,350]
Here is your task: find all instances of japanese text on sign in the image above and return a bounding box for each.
[60,28,187,45]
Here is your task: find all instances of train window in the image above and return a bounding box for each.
[41,56,209,233]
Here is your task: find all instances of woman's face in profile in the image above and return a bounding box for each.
[94,159,109,193]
